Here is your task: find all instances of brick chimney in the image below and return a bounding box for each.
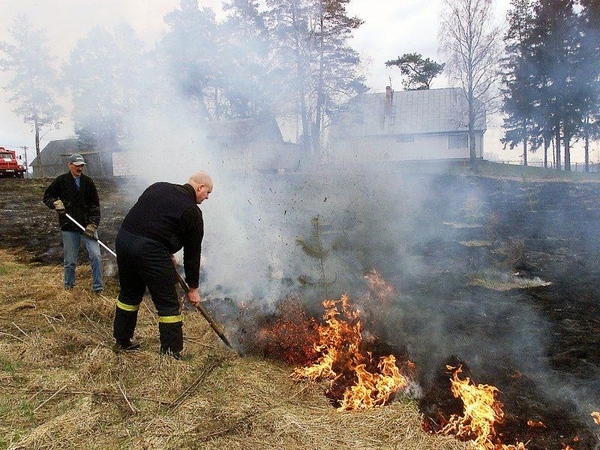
[385,86,393,115]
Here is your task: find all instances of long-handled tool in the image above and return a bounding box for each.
[65,211,234,351]
[65,213,117,257]
[174,270,235,352]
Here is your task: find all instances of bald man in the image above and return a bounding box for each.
[113,172,213,358]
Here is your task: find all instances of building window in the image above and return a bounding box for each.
[396,135,414,143]
[448,134,468,149]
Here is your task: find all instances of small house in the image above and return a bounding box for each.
[326,87,486,164]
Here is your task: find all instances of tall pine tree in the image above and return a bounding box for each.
[528,0,581,170]
[220,0,274,118]
[160,0,220,120]
[266,0,366,161]
[578,0,600,171]
[501,0,537,166]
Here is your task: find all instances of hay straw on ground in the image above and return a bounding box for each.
[0,249,468,449]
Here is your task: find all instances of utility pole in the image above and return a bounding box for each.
[20,146,29,175]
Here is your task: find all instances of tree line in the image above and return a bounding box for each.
[389,0,600,172]
[502,0,600,171]
[0,0,366,170]
[1,0,599,172]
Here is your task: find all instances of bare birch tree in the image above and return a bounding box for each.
[439,0,503,171]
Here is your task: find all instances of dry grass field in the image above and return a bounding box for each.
[0,248,467,449]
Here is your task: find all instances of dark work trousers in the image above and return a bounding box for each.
[113,228,183,353]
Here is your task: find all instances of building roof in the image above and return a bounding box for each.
[30,139,83,167]
[330,87,486,138]
[31,139,109,178]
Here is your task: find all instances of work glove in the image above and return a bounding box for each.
[84,223,97,239]
[53,199,66,214]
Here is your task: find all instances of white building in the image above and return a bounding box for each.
[327,87,486,164]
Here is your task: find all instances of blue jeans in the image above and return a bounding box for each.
[62,230,103,291]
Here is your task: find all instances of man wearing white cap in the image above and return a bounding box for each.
[43,153,103,293]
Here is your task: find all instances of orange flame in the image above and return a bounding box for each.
[527,420,546,429]
[510,370,522,380]
[441,365,526,450]
[365,269,395,303]
[291,294,410,410]
[338,354,408,410]
[291,295,361,381]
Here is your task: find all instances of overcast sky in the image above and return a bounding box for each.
[2,0,580,167]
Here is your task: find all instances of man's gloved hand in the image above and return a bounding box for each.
[53,199,66,214]
[84,223,97,239]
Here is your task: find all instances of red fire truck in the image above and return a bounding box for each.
[0,147,26,178]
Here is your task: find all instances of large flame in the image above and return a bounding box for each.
[291,294,411,410]
[441,365,526,450]
[291,295,362,381]
[338,354,407,410]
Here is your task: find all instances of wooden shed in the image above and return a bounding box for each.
[31,139,112,178]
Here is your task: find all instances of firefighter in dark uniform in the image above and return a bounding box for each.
[113,171,213,358]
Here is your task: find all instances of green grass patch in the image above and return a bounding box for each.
[0,260,28,276]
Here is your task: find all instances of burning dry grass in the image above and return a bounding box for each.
[0,249,467,449]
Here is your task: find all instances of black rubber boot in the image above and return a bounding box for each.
[159,321,183,358]
[113,338,141,352]
[113,307,138,342]
[159,348,182,360]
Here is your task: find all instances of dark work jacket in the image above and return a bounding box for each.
[120,182,204,288]
[43,172,101,232]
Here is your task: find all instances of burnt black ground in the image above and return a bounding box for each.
[0,177,141,264]
[1,171,600,449]
[407,175,600,449]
